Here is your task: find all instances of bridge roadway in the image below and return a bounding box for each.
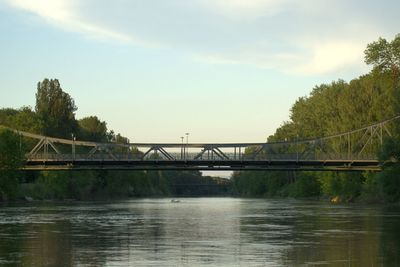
[24,153,381,171]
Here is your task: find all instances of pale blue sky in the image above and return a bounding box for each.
[0,0,399,144]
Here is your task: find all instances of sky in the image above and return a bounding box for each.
[0,0,399,144]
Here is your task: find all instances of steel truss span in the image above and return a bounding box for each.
[5,115,400,171]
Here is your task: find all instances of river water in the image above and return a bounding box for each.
[0,198,399,266]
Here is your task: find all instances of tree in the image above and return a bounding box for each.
[0,129,25,200]
[35,79,77,137]
[0,108,19,127]
[0,107,42,133]
[78,116,108,142]
[364,34,400,74]
[9,106,42,133]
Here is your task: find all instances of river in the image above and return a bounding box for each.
[0,198,399,266]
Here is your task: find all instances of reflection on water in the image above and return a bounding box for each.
[0,198,399,266]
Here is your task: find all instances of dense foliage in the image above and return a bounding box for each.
[231,34,400,203]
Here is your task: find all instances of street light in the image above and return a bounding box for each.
[185,133,189,159]
[180,136,184,160]
[71,133,76,160]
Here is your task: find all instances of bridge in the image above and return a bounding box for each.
[5,115,399,171]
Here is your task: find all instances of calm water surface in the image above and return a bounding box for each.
[0,198,399,266]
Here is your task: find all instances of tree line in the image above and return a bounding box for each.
[231,34,400,203]
[0,80,228,201]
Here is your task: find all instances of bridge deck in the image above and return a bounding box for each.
[24,158,381,171]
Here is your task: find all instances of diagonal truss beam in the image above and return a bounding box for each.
[158,147,175,160]
[29,138,60,155]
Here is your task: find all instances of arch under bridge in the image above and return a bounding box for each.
[4,116,399,171]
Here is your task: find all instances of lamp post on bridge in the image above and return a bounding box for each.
[180,136,184,160]
[71,133,76,160]
[185,132,189,160]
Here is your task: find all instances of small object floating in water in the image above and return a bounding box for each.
[330,196,341,204]
[171,199,181,203]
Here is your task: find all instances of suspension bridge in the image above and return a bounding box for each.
[4,115,399,171]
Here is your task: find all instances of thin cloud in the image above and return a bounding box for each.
[194,54,241,65]
[7,0,154,46]
[194,39,367,75]
[198,0,291,19]
[292,40,366,75]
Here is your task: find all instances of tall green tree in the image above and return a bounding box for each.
[35,79,77,137]
[78,116,108,142]
[364,34,400,74]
